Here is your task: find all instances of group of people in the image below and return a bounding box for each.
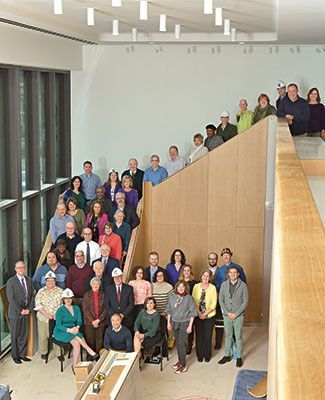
[7,246,249,375]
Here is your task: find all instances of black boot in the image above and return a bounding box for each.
[218,356,231,365]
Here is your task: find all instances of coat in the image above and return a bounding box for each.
[105,283,134,329]
[83,289,107,326]
[6,275,35,319]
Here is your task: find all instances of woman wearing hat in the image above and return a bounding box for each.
[35,271,63,361]
[54,288,99,372]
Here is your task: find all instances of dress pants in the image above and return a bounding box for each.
[172,321,188,365]
[194,316,215,361]
[223,315,244,358]
[9,316,29,360]
[214,300,224,347]
[84,325,105,354]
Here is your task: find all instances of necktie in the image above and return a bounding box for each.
[103,258,107,265]
[20,278,28,305]
[130,171,136,187]
[86,243,91,265]
[117,286,121,303]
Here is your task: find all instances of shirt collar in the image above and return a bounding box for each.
[112,325,122,333]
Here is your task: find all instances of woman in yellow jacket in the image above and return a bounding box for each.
[192,269,217,362]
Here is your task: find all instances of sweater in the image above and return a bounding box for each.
[165,293,196,323]
[134,309,160,337]
[276,95,310,135]
[253,104,276,124]
[192,283,217,318]
[219,278,249,317]
[152,282,174,313]
[307,103,325,133]
[98,232,122,261]
[204,134,224,151]
[103,325,133,352]
[113,222,131,252]
[32,263,67,292]
[216,123,238,142]
[66,264,94,298]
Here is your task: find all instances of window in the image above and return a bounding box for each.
[20,71,29,192]
[39,73,46,186]
[0,69,7,202]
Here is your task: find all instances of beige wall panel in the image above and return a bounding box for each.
[236,121,267,227]
[235,227,264,322]
[179,225,207,277]
[207,140,238,227]
[207,226,236,266]
[300,159,325,175]
[151,224,180,268]
[151,174,180,224]
[180,157,208,226]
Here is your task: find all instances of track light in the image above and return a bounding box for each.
[215,8,222,26]
[112,0,121,6]
[204,0,213,14]
[315,47,321,54]
[87,8,94,26]
[132,28,138,42]
[175,24,181,40]
[140,0,148,20]
[112,19,119,36]
[159,14,167,32]
[224,19,230,35]
[231,28,237,42]
[54,0,62,15]
[289,46,294,53]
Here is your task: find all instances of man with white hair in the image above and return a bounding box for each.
[216,111,238,142]
[112,192,140,229]
[236,99,254,134]
[49,202,75,244]
[121,158,144,200]
[75,228,101,265]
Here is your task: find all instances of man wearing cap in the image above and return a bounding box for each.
[35,271,63,360]
[165,145,186,176]
[143,154,168,187]
[105,268,134,330]
[92,243,120,287]
[121,158,144,200]
[215,248,247,293]
[236,99,254,134]
[56,221,82,259]
[216,111,238,142]
[218,265,249,368]
[204,124,224,151]
[66,250,93,304]
[276,80,287,109]
[75,228,101,266]
[6,261,35,364]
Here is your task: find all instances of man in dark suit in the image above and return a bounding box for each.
[112,192,140,230]
[55,221,82,258]
[105,268,134,330]
[6,261,35,364]
[121,158,144,200]
[93,243,119,287]
[143,251,165,283]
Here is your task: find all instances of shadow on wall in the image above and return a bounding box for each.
[94,157,109,182]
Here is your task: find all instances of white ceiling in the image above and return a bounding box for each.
[0,0,324,44]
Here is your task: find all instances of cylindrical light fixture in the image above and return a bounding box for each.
[112,19,119,36]
[132,28,138,41]
[159,14,167,32]
[54,0,63,15]
[175,24,181,40]
[224,19,230,35]
[87,8,95,26]
[231,28,237,42]
[215,7,222,26]
[112,0,121,6]
[140,0,148,20]
[204,0,213,14]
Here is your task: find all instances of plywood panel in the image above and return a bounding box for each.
[208,139,238,226]
[179,156,208,226]
[235,227,264,322]
[236,119,267,227]
[300,159,325,175]
[179,225,207,277]
[207,226,236,266]
[151,173,180,224]
[151,224,179,268]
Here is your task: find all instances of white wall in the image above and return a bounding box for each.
[71,45,325,180]
[0,24,83,70]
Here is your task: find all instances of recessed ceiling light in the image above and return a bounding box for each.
[54,0,62,15]
[215,8,222,26]
[87,8,94,26]
[140,0,148,20]
[112,19,119,36]
[204,0,213,15]
[112,0,121,6]
[224,19,230,35]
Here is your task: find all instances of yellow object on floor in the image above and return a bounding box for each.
[248,374,267,398]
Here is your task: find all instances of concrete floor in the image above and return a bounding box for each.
[0,326,268,400]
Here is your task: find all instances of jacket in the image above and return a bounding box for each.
[216,123,238,142]
[219,278,249,317]
[6,275,35,318]
[276,95,310,135]
[83,289,107,326]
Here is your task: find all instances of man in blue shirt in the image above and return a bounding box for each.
[32,252,67,291]
[143,154,168,186]
[80,160,102,203]
[215,248,247,292]
[49,203,75,244]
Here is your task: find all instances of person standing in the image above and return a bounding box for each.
[80,161,102,207]
[218,266,249,367]
[165,145,186,176]
[216,111,238,142]
[118,176,139,210]
[166,249,186,287]
[276,80,287,109]
[188,133,209,164]
[143,155,168,186]
[49,203,75,244]
[204,124,224,151]
[75,228,101,266]
[216,248,247,293]
[6,261,35,364]
[253,94,277,124]
[144,252,165,283]
[32,251,68,291]
[121,158,144,200]
[306,87,325,139]
[236,99,254,134]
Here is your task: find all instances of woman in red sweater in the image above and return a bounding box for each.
[98,222,122,261]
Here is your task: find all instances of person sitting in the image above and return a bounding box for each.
[49,203,75,244]
[85,201,108,243]
[53,238,73,269]
[103,169,121,204]
[144,251,165,283]
[133,297,162,354]
[99,222,122,261]
[66,250,93,305]
[63,176,86,211]
[118,176,139,210]
[56,221,82,258]
[165,145,186,176]
[306,87,325,138]
[253,93,276,124]
[90,187,115,219]
[105,268,134,330]
[53,288,99,372]
[86,261,106,292]
[112,192,140,230]
[187,133,208,164]
[166,249,186,287]
[66,197,86,235]
[75,228,101,266]
[276,80,287,109]
[113,210,131,257]
[236,99,254,134]
[103,313,133,352]
[218,266,249,368]
[33,251,67,291]
[143,154,168,186]
[204,124,224,151]
[215,247,247,293]
[80,160,102,207]
[129,266,152,321]
[121,158,144,200]
[216,111,238,142]
[93,243,119,286]
[83,277,107,355]
[35,271,63,361]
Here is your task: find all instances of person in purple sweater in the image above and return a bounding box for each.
[118,176,139,210]
[166,249,187,286]
[306,87,325,139]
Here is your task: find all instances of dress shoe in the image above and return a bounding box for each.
[236,358,243,367]
[214,343,222,350]
[218,356,231,365]
[13,358,22,364]
[186,346,192,355]
[21,357,31,362]
[41,354,47,360]
[90,353,100,362]
[205,358,211,363]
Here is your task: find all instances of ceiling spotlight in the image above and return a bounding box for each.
[54,0,62,15]
[140,0,148,20]
[231,28,237,42]
[269,46,272,54]
[191,45,196,53]
[87,8,94,26]
[175,24,181,40]
[130,45,135,52]
[132,27,138,42]
[112,19,119,36]
[296,45,300,53]
[315,47,321,54]
[112,0,121,6]
[204,0,213,14]
[243,47,247,54]
[187,46,191,54]
[289,46,294,53]
[211,46,216,54]
[125,46,130,54]
[215,8,222,26]
[224,19,230,35]
[159,14,167,32]
[275,45,279,53]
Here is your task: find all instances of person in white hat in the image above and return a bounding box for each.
[216,111,238,142]
[35,271,63,361]
[276,80,287,109]
[53,288,99,373]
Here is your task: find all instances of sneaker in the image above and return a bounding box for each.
[236,358,243,367]
[172,361,181,370]
[175,364,187,374]
[218,356,231,365]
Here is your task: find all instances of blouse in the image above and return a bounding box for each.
[166,263,184,286]
[35,286,63,323]
[152,282,174,313]
[129,279,152,305]
[98,232,122,261]
[85,213,108,242]
[192,283,217,319]
[134,309,160,338]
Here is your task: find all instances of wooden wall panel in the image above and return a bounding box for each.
[207,226,236,265]
[151,224,179,267]
[179,225,207,276]
[179,156,208,226]
[300,159,325,175]
[152,173,180,224]
[236,120,267,227]
[208,140,238,227]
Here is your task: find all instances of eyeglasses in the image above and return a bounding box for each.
[208,258,217,261]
